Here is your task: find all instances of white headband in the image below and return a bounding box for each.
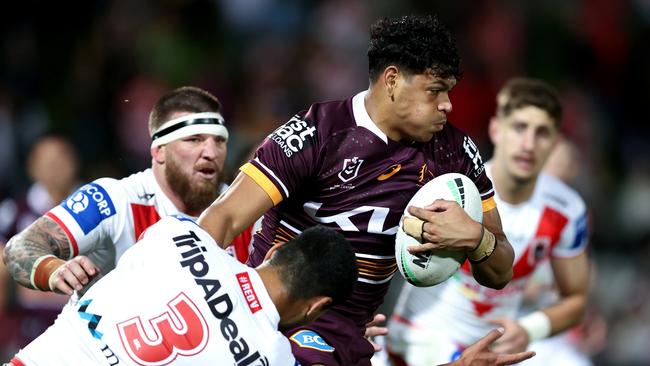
[151,112,229,148]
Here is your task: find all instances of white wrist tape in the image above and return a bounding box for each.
[518,311,551,342]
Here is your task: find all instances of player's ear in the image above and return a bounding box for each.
[488,116,500,145]
[383,66,399,100]
[151,146,165,164]
[307,296,332,317]
[263,242,286,262]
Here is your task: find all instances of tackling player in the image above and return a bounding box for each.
[5,217,358,365]
[198,15,516,365]
[387,78,591,365]
[3,86,252,297]
[6,218,528,366]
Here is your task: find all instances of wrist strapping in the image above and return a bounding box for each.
[30,255,66,291]
[468,226,496,263]
[519,311,552,342]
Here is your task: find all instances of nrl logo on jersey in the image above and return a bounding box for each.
[338,157,364,182]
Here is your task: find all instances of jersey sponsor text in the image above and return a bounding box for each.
[269,116,316,158]
[174,230,269,366]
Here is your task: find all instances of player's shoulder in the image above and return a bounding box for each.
[141,216,216,248]
[264,96,354,157]
[303,95,355,133]
[431,121,472,146]
[104,169,159,202]
[537,172,586,217]
[87,169,150,194]
[68,176,125,208]
[146,215,201,233]
[116,169,154,189]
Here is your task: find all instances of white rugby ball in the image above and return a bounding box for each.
[395,173,483,287]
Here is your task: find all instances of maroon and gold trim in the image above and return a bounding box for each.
[240,163,283,205]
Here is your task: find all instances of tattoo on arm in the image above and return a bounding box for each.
[3,216,71,288]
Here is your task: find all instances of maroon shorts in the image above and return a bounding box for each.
[284,310,374,366]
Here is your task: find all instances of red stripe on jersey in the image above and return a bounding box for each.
[236,272,262,314]
[231,225,253,263]
[471,300,496,317]
[130,204,161,240]
[512,206,568,279]
[10,357,26,366]
[45,211,78,257]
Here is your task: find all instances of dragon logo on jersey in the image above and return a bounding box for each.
[462,136,485,177]
[269,115,316,158]
[338,157,364,182]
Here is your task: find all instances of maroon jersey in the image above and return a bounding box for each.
[243,91,494,328]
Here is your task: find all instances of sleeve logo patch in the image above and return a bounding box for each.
[289,330,335,352]
[268,115,316,158]
[62,183,116,234]
[462,136,485,177]
[571,213,589,249]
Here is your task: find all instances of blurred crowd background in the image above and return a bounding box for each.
[0,1,649,365]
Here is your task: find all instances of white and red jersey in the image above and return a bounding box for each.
[46,169,251,280]
[12,216,295,366]
[389,163,589,360]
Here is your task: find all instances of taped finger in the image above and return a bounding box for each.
[402,216,426,243]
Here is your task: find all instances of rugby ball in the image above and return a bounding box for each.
[395,173,483,287]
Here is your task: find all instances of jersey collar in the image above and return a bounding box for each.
[352,91,389,144]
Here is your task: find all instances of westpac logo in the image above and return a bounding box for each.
[338,157,364,182]
[269,115,316,158]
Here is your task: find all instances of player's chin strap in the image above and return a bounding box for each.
[150,112,229,148]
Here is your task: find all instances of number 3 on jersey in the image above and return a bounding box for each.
[117,292,209,365]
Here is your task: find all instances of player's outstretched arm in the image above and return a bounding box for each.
[441,328,535,366]
[487,251,590,354]
[3,216,98,294]
[198,172,274,248]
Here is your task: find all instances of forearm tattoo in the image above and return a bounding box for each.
[3,216,71,288]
